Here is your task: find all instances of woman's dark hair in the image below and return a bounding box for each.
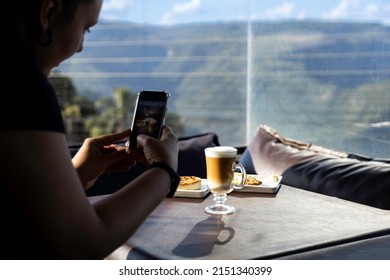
[5,0,91,42]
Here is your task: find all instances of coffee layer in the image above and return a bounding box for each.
[206,156,235,194]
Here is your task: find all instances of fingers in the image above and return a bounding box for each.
[126,149,149,165]
[109,139,146,164]
[100,148,138,173]
[134,125,178,167]
[105,158,137,173]
[135,125,177,151]
[136,125,174,144]
[159,125,175,141]
[95,129,130,146]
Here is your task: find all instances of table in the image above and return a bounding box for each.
[90,185,390,260]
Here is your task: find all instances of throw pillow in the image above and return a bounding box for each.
[244,124,347,175]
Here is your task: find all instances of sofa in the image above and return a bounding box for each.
[78,125,390,210]
[239,124,390,210]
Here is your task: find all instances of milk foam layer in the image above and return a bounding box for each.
[205,146,237,158]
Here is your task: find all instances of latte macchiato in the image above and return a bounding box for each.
[205,146,245,195]
[204,146,247,215]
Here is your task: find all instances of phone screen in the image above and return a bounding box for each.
[129,90,169,151]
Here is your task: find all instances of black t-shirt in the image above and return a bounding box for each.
[0,18,65,132]
[0,16,65,259]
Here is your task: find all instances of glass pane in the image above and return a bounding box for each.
[248,1,390,158]
[52,0,390,159]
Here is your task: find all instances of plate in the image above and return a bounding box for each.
[174,179,210,198]
[233,174,282,194]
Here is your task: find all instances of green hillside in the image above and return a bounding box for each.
[53,20,390,157]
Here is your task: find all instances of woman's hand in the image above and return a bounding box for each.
[72,130,137,189]
[131,125,179,170]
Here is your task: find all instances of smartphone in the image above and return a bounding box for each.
[129,89,170,152]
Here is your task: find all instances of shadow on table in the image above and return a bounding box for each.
[171,215,235,258]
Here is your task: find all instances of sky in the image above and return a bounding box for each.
[101,0,390,25]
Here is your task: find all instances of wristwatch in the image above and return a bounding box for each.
[149,161,180,198]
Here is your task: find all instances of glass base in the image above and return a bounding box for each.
[204,204,235,215]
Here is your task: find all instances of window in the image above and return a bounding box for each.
[52,1,390,158]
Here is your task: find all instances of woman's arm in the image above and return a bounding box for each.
[0,126,178,259]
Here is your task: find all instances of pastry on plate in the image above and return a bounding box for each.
[244,175,262,185]
[178,176,202,190]
[234,173,262,185]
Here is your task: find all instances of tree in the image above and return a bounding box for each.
[49,74,96,144]
[50,73,185,142]
[85,87,136,137]
[113,87,134,132]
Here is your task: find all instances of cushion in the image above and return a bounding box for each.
[243,124,349,175]
[84,132,220,196]
[240,124,390,210]
[177,132,220,178]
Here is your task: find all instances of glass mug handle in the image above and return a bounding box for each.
[232,162,246,190]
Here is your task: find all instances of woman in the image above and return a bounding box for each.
[0,0,179,259]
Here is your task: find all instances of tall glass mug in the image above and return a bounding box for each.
[204,146,247,215]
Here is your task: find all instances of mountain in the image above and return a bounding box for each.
[54,20,390,156]
[56,20,390,95]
